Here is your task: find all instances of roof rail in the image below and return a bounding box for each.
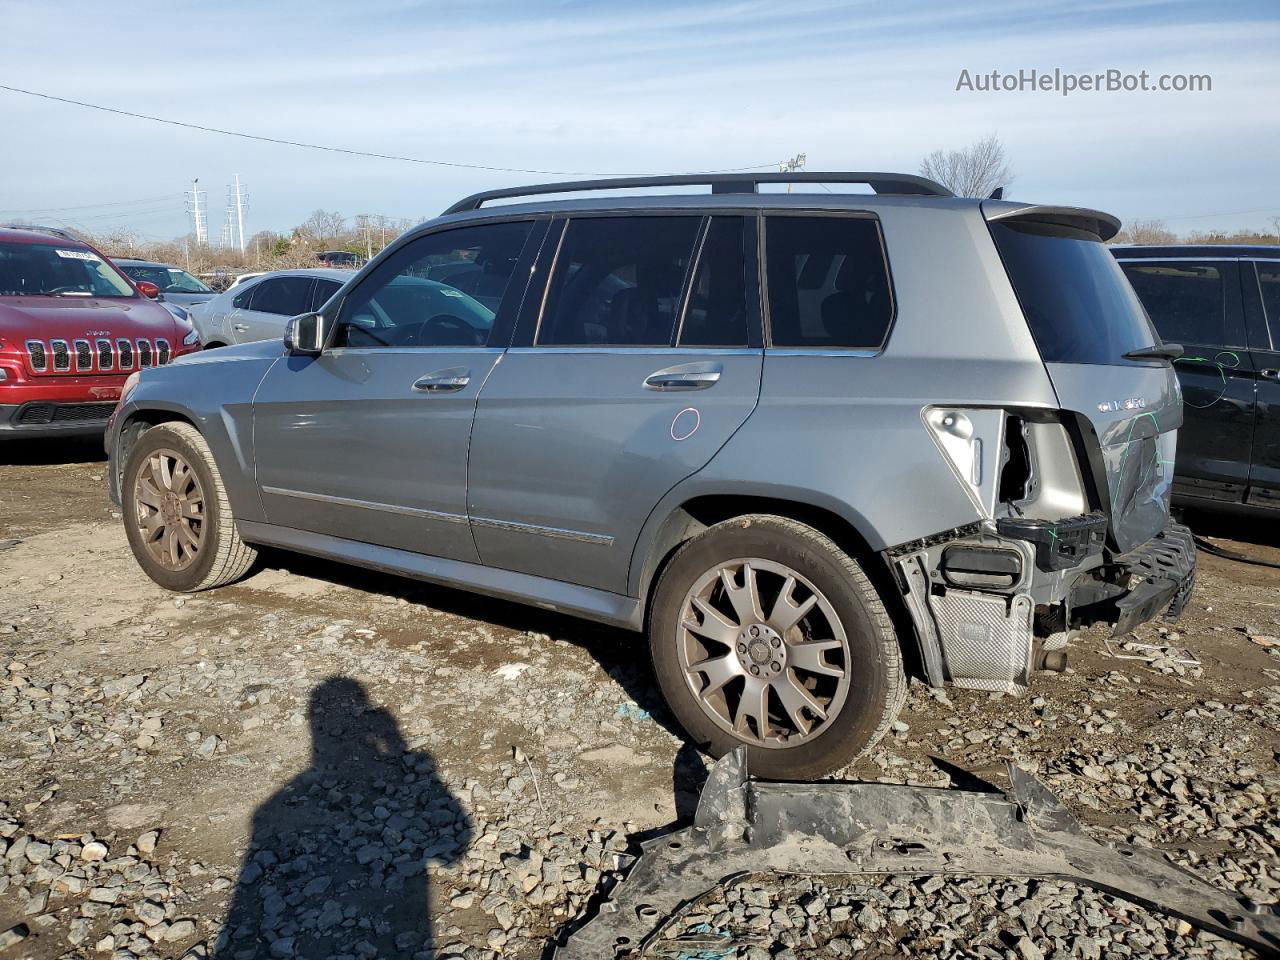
[1,223,81,242]
[443,172,953,215]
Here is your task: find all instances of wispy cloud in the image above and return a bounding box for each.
[0,0,1275,237]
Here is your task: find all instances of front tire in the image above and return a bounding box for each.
[122,422,256,592]
[649,515,903,780]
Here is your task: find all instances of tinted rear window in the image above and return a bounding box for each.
[990,221,1156,364]
[1119,261,1230,346]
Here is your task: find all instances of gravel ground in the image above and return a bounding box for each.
[0,438,1277,960]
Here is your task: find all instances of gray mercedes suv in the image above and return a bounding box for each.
[106,173,1195,779]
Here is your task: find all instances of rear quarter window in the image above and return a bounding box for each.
[764,215,893,350]
[1119,261,1233,347]
[990,220,1157,365]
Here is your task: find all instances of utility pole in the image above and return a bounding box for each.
[186,179,208,244]
[780,153,807,193]
[231,175,248,253]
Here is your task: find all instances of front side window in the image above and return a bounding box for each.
[679,217,748,347]
[537,217,700,347]
[122,265,212,294]
[334,221,532,349]
[1120,261,1229,347]
[251,276,316,316]
[765,216,893,349]
[0,241,134,298]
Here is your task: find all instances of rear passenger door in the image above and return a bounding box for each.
[1245,258,1280,507]
[1117,258,1254,503]
[466,214,763,594]
[233,275,315,343]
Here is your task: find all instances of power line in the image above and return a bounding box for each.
[0,82,786,177]
[0,194,181,215]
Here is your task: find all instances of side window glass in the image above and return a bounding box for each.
[310,278,342,313]
[1257,263,1280,345]
[335,222,532,349]
[232,284,256,310]
[765,216,893,349]
[251,276,315,316]
[537,217,699,346]
[678,217,748,347]
[1120,262,1226,345]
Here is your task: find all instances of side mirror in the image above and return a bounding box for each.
[135,280,161,299]
[284,312,325,355]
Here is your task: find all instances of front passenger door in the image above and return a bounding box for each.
[235,275,316,343]
[252,220,540,561]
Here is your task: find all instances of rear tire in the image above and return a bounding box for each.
[649,514,903,780]
[121,422,256,592]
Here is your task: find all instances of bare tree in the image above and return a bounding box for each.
[1112,219,1178,245]
[919,134,1014,198]
[297,210,346,248]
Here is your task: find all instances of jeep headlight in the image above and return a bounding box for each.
[182,326,200,346]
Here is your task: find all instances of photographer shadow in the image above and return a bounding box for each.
[214,676,470,959]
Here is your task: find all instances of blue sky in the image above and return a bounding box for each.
[0,0,1275,241]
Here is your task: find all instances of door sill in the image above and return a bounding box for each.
[236,520,643,631]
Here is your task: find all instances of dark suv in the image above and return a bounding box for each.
[1113,245,1280,511]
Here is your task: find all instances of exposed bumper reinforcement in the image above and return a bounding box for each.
[552,748,1280,959]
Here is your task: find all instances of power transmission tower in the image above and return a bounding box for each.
[186,179,208,244]
[230,175,248,253]
[220,206,235,249]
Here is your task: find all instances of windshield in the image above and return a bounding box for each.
[990,220,1158,365]
[120,265,212,293]
[0,241,136,298]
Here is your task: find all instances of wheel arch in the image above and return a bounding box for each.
[631,489,925,681]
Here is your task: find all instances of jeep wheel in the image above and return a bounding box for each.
[122,422,256,592]
[649,515,903,780]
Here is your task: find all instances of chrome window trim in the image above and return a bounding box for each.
[765,347,880,358]
[505,346,759,356]
[1115,256,1242,263]
[324,346,507,358]
[73,339,92,372]
[470,515,614,546]
[260,485,469,524]
[50,339,71,371]
[96,339,114,371]
[25,340,47,372]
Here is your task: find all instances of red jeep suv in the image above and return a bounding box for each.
[0,227,199,439]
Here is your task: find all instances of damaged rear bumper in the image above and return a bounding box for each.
[553,748,1278,959]
[891,516,1195,695]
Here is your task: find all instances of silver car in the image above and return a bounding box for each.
[105,173,1195,779]
[189,268,353,347]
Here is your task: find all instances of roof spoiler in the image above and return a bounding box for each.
[443,172,953,215]
[983,203,1121,242]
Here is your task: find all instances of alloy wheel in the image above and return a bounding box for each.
[677,558,851,748]
[133,448,205,571]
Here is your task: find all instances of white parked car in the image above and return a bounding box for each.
[189,268,353,347]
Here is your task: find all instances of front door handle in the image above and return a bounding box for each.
[1261,368,1280,381]
[643,361,722,391]
[412,367,471,393]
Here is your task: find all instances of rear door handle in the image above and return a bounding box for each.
[232,323,249,333]
[412,367,471,393]
[643,361,722,391]
[1261,369,1280,381]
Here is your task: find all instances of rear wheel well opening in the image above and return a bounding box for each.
[641,495,923,680]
